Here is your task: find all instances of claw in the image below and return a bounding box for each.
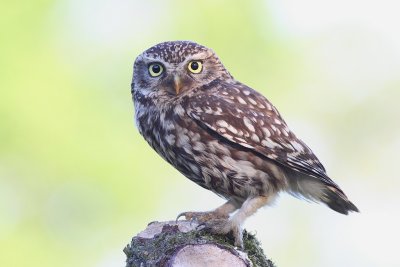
[195,218,244,248]
[177,211,244,248]
[175,210,230,227]
[176,212,197,226]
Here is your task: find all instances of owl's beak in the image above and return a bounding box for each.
[173,75,182,95]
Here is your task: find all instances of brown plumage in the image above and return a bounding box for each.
[131,41,358,248]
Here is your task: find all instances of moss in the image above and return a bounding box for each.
[124,225,275,267]
[242,231,276,267]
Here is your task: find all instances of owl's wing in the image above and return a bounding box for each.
[185,81,336,186]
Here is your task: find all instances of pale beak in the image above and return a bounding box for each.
[173,74,182,95]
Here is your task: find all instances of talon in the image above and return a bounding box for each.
[175,210,229,226]
[195,218,244,248]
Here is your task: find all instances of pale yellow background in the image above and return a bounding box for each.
[1,1,399,266]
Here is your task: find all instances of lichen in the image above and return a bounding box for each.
[124,224,275,267]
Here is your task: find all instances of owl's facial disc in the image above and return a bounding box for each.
[163,71,192,96]
[167,59,205,95]
[133,41,233,98]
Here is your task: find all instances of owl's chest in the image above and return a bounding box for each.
[135,101,272,199]
[135,103,200,170]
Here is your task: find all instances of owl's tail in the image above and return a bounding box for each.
[287,172,359,215]
[322,185,359,214]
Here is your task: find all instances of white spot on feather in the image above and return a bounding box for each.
[243,117,255,132]
[174,105,185,116]
[214,107,223,115]
[251,133,260,143]
[239,142,253,148]
[261,139,281,149]
[281,128,289,136]
[164,121,175,130]
[237,96,247,105]
[306,159,315,165]
[165,134,175,145]
[291,141,306,152]
[258,103,266,109]
[262,127,271,137]
[216,120,229,128]
[268,153,278,159]
[222,133,233,139]
[248,97,257,105]
[227,124,238,134]
[176,133,189,147]
[271,124,281,135]
[204,107,213,114]
[193,141,206,151]
[234,137,246,143]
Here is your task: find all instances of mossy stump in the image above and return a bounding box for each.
[124,220,275,267]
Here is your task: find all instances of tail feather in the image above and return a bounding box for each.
[286,170,359,214]
[323,186,359,215]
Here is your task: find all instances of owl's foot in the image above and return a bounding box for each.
[176,200,244,247]
[176,211,229,224]
[199,219,244,248]
[176,200,240,223]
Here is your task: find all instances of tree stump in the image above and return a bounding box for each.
[124,220,275,267]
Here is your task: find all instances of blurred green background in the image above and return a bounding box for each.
[1,0,399,266]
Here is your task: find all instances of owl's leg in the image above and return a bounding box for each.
[201,196,270,248]
[176,199,240,223]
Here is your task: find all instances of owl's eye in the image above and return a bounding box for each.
[188,61,203,74]
[148,63,164,77]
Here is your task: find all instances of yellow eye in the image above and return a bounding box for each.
[148,63,164,77]
[188,61,203,74]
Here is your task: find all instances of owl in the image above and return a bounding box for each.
[131,41,358,248]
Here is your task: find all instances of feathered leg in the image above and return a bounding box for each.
[200,196,271,248]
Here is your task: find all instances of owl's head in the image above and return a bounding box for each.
[132,41,232,99]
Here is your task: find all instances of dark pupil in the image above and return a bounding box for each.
[152,64,161,73]
[191,62,199,70]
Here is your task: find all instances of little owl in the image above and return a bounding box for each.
[131,41,358,248]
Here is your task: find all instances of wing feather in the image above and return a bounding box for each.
[184,80,337,186]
